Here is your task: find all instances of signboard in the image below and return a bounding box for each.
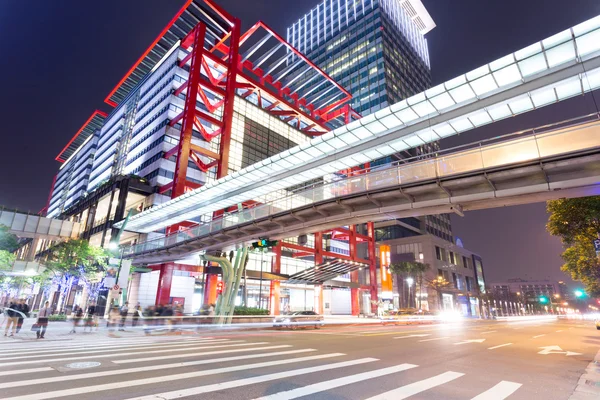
[379,245,393,293]
[594,239,600,258]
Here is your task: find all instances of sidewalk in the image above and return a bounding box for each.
[1,318,75,341]
[569,349,600,399]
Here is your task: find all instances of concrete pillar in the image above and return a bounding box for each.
[269,281,280,315]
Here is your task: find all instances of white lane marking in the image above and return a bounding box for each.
[393,334,431,339]
[556,330,563,332]
[419,337,449,342]
[0,337,209,352]
[1,353,355,400]
[454,339,485,345]
[481,331,497,334]
[364,371,465,399]
[113,344,291,364]
[0,349,316,390]
[123,358,378,400]
[0,341,266,367]
[471,381,522,400]
[532,334,546,338]
[0,339,230,359]
[252,363,418,400]
[0,367,53,377]
[488,343,513,350]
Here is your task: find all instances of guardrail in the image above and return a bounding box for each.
[122,115,600,257]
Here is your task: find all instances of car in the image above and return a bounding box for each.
[273,311,324,329]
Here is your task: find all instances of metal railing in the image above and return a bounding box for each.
[122,114,600,257]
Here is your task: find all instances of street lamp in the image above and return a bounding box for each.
[406,278,414,308]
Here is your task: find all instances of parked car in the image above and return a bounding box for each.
[273,311,324,329]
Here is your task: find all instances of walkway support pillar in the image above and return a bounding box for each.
[156,263,174,306]
[367,222,378,314]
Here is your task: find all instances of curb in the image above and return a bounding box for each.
[569,349,600,399]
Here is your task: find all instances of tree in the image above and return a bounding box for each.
[0,225,19,253]
[45,239,108,279]
[547,197,600,297]
[426,276,453,310]
[389,261,430,309]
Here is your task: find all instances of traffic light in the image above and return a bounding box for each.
[216,281,224,294]
[574,290,584,298]
[252,239,278,249]
[539,296,548,304]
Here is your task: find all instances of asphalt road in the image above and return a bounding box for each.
[0,317,598,399]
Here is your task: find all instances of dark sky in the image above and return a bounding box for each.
[1,0,599,283]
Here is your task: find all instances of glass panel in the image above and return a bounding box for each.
[436,149,484,177]
[487,103,512,120]
[395,107,419,123]
[411,100,437,117]
[507,95,534,114]
[429,92,455,110]
[536,122,600,157]
[449,84,476,103]
[573,16,600,36]
[480,137,540,168]
[517,53,547,77]
[545,41,576,67]
[398,160,437,184]
[554,76,582,99]
[469,74,497,96]
[530,86,557,107]
[492,64,521,86]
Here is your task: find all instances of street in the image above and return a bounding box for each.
[0,318,598,399]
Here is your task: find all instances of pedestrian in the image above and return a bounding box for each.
[4,299,18,337]
[119,302,129,331]
[84,302,96,332]
[108,306,120,337]
[36,301,51,339]
[16,299,29,334]
[70,305,83,333]
[132,302,141,327]
[161,304,174,330]
[143,305,154,335]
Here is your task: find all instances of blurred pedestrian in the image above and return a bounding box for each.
[108,306,120,337]
[132,302,141,327]
[16,299,29,333]
[161,304,174,330]
[36,301,51,339]
[84,302,97,332]
[119,302,129,331]
[4,299,18,337]
[70,305,83,333]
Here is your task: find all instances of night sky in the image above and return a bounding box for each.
[1,0,599,283]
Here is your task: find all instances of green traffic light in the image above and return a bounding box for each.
[539,296,548,303]
[574,290,584,298]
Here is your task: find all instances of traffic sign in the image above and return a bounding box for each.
[113,284,120,291]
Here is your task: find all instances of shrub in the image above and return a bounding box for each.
[233,306,269,316]
[48,314,67,321]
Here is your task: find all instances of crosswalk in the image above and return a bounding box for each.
[0,335,523,400]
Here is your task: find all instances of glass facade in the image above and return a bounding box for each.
[288,0,451,242]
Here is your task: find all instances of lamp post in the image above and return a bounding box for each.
[406,277,414,308]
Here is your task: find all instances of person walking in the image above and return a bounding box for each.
[119,302,129,331]
[36,301,51,339]
[16,299,29,334]
[4,299,18,337]
[132,302,141,327]
[84,302,96,332]
[108,306,120,337]
[70,305,83,333]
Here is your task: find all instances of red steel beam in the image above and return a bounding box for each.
[216,17,241,179]
[171,23,206,199]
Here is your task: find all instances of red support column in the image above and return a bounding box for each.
[204,273,219,307]
[314,232,324,314]
[269,281,280,316]
[367,222,378,313]
[171,24,206,199]
[270,242,282,315]
[155,263,174,306]
[216,18,241,179]
[349,224,359,316]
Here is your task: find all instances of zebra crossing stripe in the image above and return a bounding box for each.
[0,353,348,400]
[470,381,522,400]
[0,367,53,378]
[252,363,418,400]
[0,349,317,390]
[113,344,293,364]
[123,358,379,400]
[0,341,266,367]
[364,371,465,399]
[0,339,231,360]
